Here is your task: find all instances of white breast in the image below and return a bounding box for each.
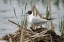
[27,14,34,24]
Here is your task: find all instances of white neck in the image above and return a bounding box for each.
[27,13,34,23]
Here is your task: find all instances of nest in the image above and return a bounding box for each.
[2,28,61,42]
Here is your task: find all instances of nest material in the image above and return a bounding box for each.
[2,28,61,42]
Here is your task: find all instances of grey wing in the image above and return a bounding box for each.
[32,17,47,24]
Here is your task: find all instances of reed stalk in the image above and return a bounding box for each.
[20,17,27,42]
[32,5,44,18]
[48,0,55,31]
[20,3,28,42]
[8,35,13,42]
[20,17,25,42]
[50,34,53,42]
[20,26,24,42]
[47,0,54,42]
[9,38,12,42]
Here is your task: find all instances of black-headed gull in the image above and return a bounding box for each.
[26,10,47,29]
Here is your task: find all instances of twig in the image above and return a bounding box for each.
[8,20,21,28]
[50,34,53,42]
[30,30,48,39]
[8,35,12,42]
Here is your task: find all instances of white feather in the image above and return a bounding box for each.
[27,12,47,26]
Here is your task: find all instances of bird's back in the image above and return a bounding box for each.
[32,16,47,24]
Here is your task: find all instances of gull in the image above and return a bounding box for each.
[26,10,47,30]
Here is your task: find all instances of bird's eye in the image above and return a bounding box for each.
[27,10,32,15]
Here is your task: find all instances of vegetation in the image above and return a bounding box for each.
[59,17,64,42]
[0,0,64,42]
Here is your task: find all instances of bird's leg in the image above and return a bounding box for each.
[31,24,36,30]
[36,25,38,29]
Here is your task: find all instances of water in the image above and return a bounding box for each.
[0,0,64,37]
[0,40,6,42]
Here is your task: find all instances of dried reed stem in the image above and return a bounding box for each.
[20,27,24,42]
[48,0,55,31]
[8,35,12,42]
[8,20,21,28]
[9,38,12,42]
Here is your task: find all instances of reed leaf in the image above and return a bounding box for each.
[62,0,64,7]
[42,0,45,3]
[21,10,24,26]
[30,0,33,5]
[13,7,19,24]
[54,0,59,9]
[58,13,61,32]
[25,2,27,11]
[17,0,20,6]
[60,17,64,42]
[24,16,28,28]
[59,21,61,32]
[46,5,50,19]
[60,22,62,32]
[3,0,7,4]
